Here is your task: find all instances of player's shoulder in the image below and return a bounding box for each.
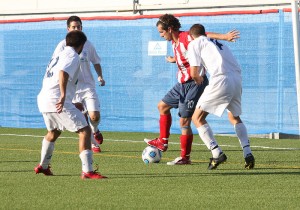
[179,31,191,39]
[189,36,210,50]
[191,36,207,44]
[83,40,94,47]
[199,35,210,42]
[178,31,193,47]
[57,39,66,47]
[60,46,78,60]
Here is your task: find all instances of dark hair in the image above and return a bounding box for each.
[67,16,82,27]
[66,30,87,48]
[156,14,181,31]
[189,24,206,38]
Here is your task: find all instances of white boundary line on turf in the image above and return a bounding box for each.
[1,133,300,150]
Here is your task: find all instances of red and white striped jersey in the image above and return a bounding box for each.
[172,31,193,83]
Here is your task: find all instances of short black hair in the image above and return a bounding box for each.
[66,30,87,48]
[156,14,181,31]
[67,16,82,27]
[189,24,206,38]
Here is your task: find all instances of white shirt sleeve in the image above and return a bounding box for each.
[187,39,202,67]
[56,48,79,81]
[52,39,66,59]
[87,41,101,65]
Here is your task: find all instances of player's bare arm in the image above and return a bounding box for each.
[207,29,240,42]
[190,66,204,85]
[94,64,105,86]
[56,70,69,113]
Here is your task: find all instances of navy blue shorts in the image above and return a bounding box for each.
[162,76,208,118]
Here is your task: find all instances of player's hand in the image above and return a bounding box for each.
[56,97,65,113]
[165,56,176,63]
[194,76,204,85]
[226,29,240,42]
[98,77,105,86]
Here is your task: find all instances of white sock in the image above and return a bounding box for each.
[79,150,93,173]
[40,138,55,169]
[90,132,99,146]
[197,124,222,158]
[89,119,100,134]
[234,123,252,158]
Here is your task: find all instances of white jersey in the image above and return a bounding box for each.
[188,36,241,79]
[188,36,243,117]
[52,39,101,92]
[37,46,80,112]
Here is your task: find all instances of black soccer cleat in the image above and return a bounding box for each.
[208,153,227,170]
[244,153,255,169]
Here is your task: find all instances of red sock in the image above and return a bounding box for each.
[180,135,193,160]
[159,114,172,144]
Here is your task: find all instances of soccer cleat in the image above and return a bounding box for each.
[244,153,255,169]
[92,144,101,153]
[81,171,107,179]
[34,164,53,176]
[94,130,103,145]
[167,157,191,165]
[208,153,227,170]
[144,138,168,152]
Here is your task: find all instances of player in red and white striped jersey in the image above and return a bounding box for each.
[145,14,240,165]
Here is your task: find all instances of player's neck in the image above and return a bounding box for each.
[172,31,180,46]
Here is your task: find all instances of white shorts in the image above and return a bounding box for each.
[73,89,100,112]
[42,105,88,132]
[196,74,242,117]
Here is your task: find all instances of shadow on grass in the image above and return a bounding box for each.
[0,170,34,173]
[0,160,37,163]
[106,170,300,179]
[1,169,299,178]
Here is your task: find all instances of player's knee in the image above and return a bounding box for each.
[180,117,191,127]
[157,101,171,114]
[228,113,242,125]
[78,125,91,136]
[47,130,61,141]
[191,114,200,124]
[192,111,206,125]
[89,112,100,122]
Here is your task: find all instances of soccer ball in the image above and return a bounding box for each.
[142,146,162,164]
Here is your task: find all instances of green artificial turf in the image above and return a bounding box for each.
[1,127,300,210]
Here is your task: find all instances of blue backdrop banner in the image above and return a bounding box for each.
[0,11,298,134]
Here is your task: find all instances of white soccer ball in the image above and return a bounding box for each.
[142,146,162,164]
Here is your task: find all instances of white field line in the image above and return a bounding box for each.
[0,133,300,150]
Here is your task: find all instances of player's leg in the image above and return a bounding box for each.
[74,101,101,153]
[167,79,208,165]
[76,90,102,151]
[84,92,103,145]
[227,78,255,169]
[192,108,227,170]
[144,100,172,151]
[166,117,193,165]
[144,83,180,152]
[85,109,101,153]
[35,113,61,175]
[78,125,107,179]
[88,110,103,144]
[61,105,107,179]
[228,112,255,169]
[78,125,93,174]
